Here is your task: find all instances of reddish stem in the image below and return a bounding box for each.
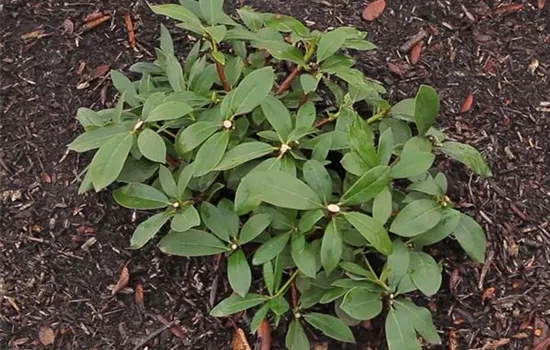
[215,61,231,92]
[276,66,301,95]
[314,118,332,129]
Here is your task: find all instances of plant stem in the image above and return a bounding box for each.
[275,43,316,95]
[206,32,231,92]
[272,270,299,299]
[366,108,390,124]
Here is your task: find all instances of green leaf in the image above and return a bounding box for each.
[320,288,348,304]
[142,93,165,120]
[407,178,444,196]
[379,118,412,146]
[224,56,244,87]
[171,205,200,232]
[372,186,392,225]
[287,127,319,143]
[117,158,158,183]
[298,209,324,233]
[68,125,129,152]
[269,295,290,316]
[340,165,390,206]
[262,13,309,36]
[110,70,138,106]
[300,74,320,94]
[199,0,223,24]
[76,107,104,128]
[296,101,316,128]
[261,95,293,141]
[317,28,347,62]
[159,229,228,256]
[250,303,270,333]
[113,183,171,209]
[291,232,317,278]
[239,213,272,244]
[165,54,185,92]
[304,313,355,343]
[205,25,227,43]
[252,232,291,265]
[390,199,442,237]
[263,261,275,295]
[303,160,332,204]
[343,212,392,255]
[177,163,195,199]
[286,320,310,350]
[210,293,268,317]
[215,142,275,170]
[159,24,174,54]
[237,7,264,31]
[158,165,178,198]
[385,308,421,350]
[146,101,193,122]
[377,128,394,165]
[176,121,220,154]
[341,152,368,177]
[227,66,274,117]
[412,208,460,246]
[439,141,492,178]
[391,98,415,121]
[130,212,172,249]
[394,299,441,345]
[349,117,378,168]
[409,251,441,296]
[91,133,133,190]
[200,201,232,242]
[390,152,435,179]
[320,54,355,74]
[387,239,410,288]
[414,85,440,136]
[321,219,343,275]
[312,134,332,161]
[240,170,323,210]
[149,3,202,27]
[253,40,306,65]
[137,129,166,163]
[340,288,383,320]
[193,131,229,176]
[228,249,252,296]
[454,213,486,263]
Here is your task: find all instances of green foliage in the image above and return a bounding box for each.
[70,2,492,349]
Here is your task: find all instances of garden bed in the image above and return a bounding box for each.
[1,0,549,349]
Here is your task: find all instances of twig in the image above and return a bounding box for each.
[314,117,332,129]
[132,321,174,350]
[124,14,136,49]
[399,29,427,53]
[215,61,231,92]
[276,66,301,95]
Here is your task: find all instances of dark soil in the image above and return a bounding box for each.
[1,1,549,349]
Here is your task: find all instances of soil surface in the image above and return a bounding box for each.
[1,0,549,349]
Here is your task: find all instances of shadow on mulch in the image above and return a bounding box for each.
[1,0,549,349]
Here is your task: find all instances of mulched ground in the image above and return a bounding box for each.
[1,0,549,349]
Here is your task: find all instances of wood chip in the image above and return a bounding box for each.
[461,92,474,112]
[362,0,386,22]
[38,326,55,346]
[156,315,187,338]
[111,263,130,295]
[232,328,252,350]
[399,29,427,52]
[493,3,523,15]
[410,41,422,64]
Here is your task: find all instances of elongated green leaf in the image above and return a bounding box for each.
[387,239,410,288]
[262,13,309,36]
[407,178,444,196]
[110,70,138,106]
[253,40,306,65]
[390,151,435,179]
[340,288,383,320]
[210,293,268,317]
[240,170,322,210]
[171,205,200,232]
[439,141,492,178]
[343,212,392,255]
[224,56,244,87]
[91,133,133,190]
[149,3,202,26]
[250,303,270,333]
[158,165,178,198]
[341,152,369,177]
[298,209,324,233]
[349,117,378,168]
[261,95,293,141]
[385,308,421,350]
[146,101,193,122]
[300,74,320,94]
[159,24,174,54]
[391,98,415,121]
[317,29,347,62]
[321,219,343,275]
[205,25,227,43]
[377,128,394,165]
[409,251,441,296]
[199,0,223,24]
[176,121,220,154]
[340,165,390,205]
[394,299,441,345]
[412,208,461,246]
[75,107,104,128]
[159,229,228,256]
[201,202,232,242]
[227,66,274,117]
[68,125,129,152]
[453,213,486,263]
[304,313,355,343]
[130,212,172,249]
[228,249,252,297]
[114,183,171,209]
[193,131,229,176]
[237,7,264,31]
[291,232,317,278]
[239,213,272,244]
[177,163,195,199]
[286,320,310,350]
[303,160,332,203]
[296,101,316,128]
[165,54,185,92]
[138,129,166,163]
[286,127,319,143]
[414,85,440,136]
[215,142,275,170]
[372,186,392,225]
[390,199,442,237]
[252,232,291,265]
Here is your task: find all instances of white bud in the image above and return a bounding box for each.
[280,144,291,153]
[327,204,340,213]
[133,120,144,132]
[231,243,238,250]
[172,202,180,208]
[223,120,233,129]
[294,312,302,319]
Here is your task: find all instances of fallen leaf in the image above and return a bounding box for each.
[493,3,523,15]
[111,263,130,295]
[232,328,252,350]
[461,92,474,112]
[449,329,458,350]
[21,30,45,40]
[362,0,386,22]
[410,41,422,65]
[85,11,104,22]
[387,62,405,77]
[41,172,52,183]
[156,315,187,338]
[257,320,271,350]
[82,15,111,32]
[124,14,136,49]
[482,287,496,304]
[135,283,144,306]
[539,0,546,9]
[449,268,461,293]
[90,64,110,80]
[38,326,55,346]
